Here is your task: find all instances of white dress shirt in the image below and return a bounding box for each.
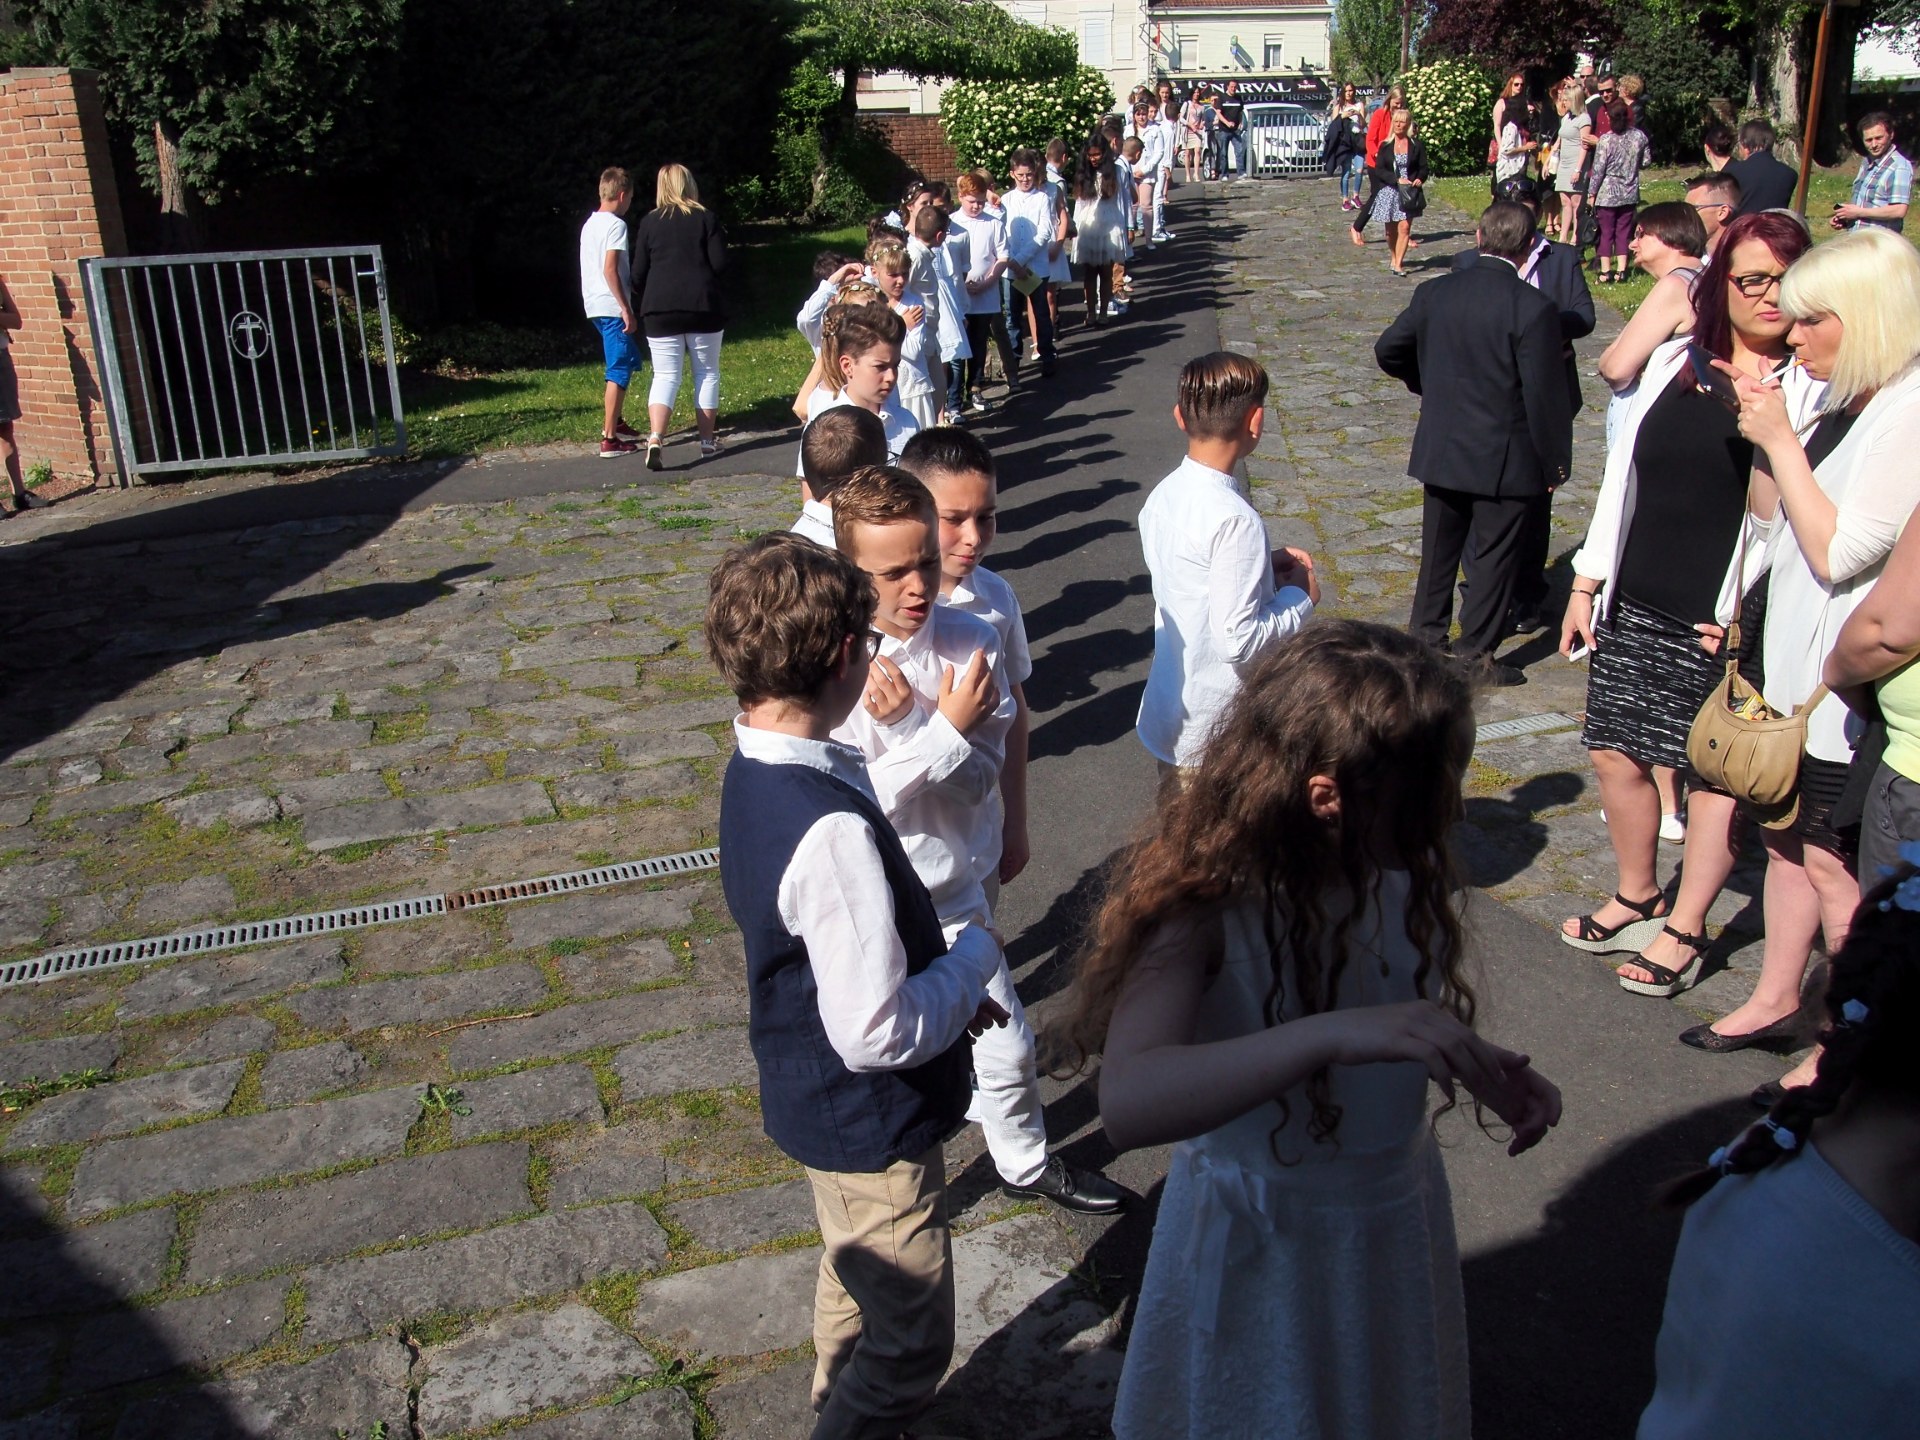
[831,607,1015,924]
[732,720,998,1073]
[999,186,1057,275]
[797,388,919,475]
[791,499,836,548]
[951,209,1008,316]
[797,277,837,353]
[943,565,1032,685]
[1137,456,1314,767]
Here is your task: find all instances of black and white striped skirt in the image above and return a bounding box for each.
[1581,594,1724,771]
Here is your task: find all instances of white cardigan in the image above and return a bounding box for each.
[1759,362,1920,761]
[1572,338,1825,627]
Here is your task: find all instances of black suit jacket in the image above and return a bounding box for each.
[1725,151,1798,215]
[1452,236,1595,411]
[1374,258,1573,498]
[630,206,729,319]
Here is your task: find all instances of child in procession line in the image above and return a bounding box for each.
[866,240,940,430]
[798,302,918,472]
[793,405,888,548]
[708,533,1008,1439]
[831,466,1126,1214]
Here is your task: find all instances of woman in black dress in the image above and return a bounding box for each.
[631,163,727,468]
[1558,212,1817,995]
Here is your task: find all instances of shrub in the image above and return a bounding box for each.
[1610,0,1747,162]
[943,64,1116,180]
[766,57,894,223]
[421,323,594,376]
[1398,57,1499,177]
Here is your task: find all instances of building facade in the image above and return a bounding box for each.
[854,0,1333,115]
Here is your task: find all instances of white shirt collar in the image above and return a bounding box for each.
[732,717,876,802]
[1175,453,1245,497]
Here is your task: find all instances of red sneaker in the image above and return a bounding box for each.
[612,421,643,443]
[598,437,640,459]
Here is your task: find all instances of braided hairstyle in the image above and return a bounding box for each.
[818,302,905,398]
[1665,858,1920,1206]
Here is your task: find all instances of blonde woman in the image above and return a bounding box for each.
[1701,228,1920,1092]
[631,163,728,466]
[1548,81,1592,248]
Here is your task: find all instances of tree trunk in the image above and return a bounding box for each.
[1751,12,1804,166]
[152,117,203,253]
[811,65,862,220]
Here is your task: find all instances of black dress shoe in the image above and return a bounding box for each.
[1508,606,1546,635]
[1003,1155,1128,1214]
[1482,661,1527,687]
[1678,1010,1803,1053]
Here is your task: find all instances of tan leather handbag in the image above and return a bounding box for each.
[1686,620,1827,829]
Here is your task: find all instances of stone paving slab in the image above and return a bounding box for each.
[0,1035,122,1085]
[506,888,699,951]
[613,1027,757,1100]
[555,940,678,996]
[446,989,708,1073]
[0,1208,176,1321]
[449,1064,603,1138]
[666,1178,815,1253]
[183,1140,533,1284]
[629,1247,820,1358]
[705,1363,817,1440]
[302,1200,669,1343]
[108,1335,412,1440]
[285,961,548,1033]
[64,1275,292,1395]
[163,1015,277,1065]
[67,1084,424,1217]
[417,1303,655,1437]
[301,781,557,852]
[506,1393,699,1440]
[115,941,346,1022]
[256,1040,369,1105]
[4,1058,246,1151]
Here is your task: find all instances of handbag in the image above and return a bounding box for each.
[1685,498,1824,827]
[1398,182,1427,217]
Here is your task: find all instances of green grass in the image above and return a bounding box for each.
[1424,164,1860,318]
[402,222,863,459]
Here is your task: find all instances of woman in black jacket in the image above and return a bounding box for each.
[631,163,727,467]
[1354,108,1428,276]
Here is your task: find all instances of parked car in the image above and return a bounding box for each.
[1244,102,1326,179]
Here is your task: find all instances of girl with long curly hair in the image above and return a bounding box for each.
[1048,621,1561,1440]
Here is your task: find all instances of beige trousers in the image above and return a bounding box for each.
[806,1145,955,1439]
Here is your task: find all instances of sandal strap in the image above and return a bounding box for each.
[1613,891,1666,919]
[1624,957,1681,987]
[1660,924,1709,953]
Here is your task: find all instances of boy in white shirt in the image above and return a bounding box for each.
[1137,352,1321,779]
[708,533,1007,1436]
[832,467,1125,1215]
[793,406,888,548]
[579,166,643,459]
[1129,103,1169,247]
[999,148,1059,379]
[950,170,1017,414]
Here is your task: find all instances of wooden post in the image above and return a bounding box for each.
[1794,0,1835,215]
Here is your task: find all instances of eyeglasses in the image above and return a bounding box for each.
[1690,200,1730,212]
[859,630,885,658]
[1730,271,1786,297]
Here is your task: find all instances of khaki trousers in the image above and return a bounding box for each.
[806,1145,954,1439]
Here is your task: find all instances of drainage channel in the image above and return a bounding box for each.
[0,846,721,990]
[1474,712,1581,744]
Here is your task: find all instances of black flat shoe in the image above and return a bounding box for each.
[1678,1010,1803,1054]
[1003,1155,1128,1215]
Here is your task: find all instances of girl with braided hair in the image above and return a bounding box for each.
[798,301,918,472]
[1640,856,1920,1438]
[1048,621,1561,1440]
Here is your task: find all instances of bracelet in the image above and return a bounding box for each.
[1572,586,1598,598]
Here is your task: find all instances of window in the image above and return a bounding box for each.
[1175,31,1199,70]
[1264,38,1287,70]
[1080,12,1111,66]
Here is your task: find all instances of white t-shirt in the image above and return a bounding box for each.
[579,210,630,320]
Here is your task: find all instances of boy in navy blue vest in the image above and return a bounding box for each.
[707,533,1005,1439]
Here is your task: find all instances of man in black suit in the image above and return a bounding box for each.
[1452,177,1595,632]
[1724,118,1798,215]
[1376,201,1573,684]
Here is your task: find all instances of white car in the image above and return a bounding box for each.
[1243,102,1326,179]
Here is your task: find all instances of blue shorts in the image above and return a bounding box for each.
[592,315,641,388]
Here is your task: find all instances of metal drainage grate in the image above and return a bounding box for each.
[0,846,721,990]
[1474,712,1581,744]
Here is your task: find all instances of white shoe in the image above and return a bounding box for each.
[1660,812,1687,844]
[1153,231,1175,243]
[1108,298,1129,315]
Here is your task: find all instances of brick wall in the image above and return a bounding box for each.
[863,114,960,184]
[0,68,130,489]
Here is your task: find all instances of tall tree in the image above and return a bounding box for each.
[17,0,403,246]
[1332,0,1408,84]
[1423,0,1620,70]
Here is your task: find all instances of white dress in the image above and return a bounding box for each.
[1112,875,1470,1440]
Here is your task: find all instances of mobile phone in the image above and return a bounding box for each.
[1687,342,1741,411]
[1566,644,1590,663]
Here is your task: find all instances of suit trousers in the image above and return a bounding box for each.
[1411,485,1535,660]
[807,1145,954,1439]
[1513,489,1553,610]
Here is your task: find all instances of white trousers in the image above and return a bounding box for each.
[646,331,722,411]
[945,916,1048,1188]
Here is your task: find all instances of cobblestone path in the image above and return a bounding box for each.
[0,177,1788,1440]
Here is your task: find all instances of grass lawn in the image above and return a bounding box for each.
[1424,164,1858,318]
[402,223,863,460]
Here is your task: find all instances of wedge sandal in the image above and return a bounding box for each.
[1617,925,1707,997]
[1561,890,1669,954]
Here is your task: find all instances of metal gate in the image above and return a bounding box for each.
[80,246,408,483]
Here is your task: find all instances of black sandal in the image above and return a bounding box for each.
[1617,925,1708,997]
[1561,890,1669,954]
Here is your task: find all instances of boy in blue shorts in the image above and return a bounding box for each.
[708,533,1005,1438]
[581,166,643,458]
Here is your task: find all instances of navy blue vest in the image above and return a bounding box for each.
[718,751,970,1173]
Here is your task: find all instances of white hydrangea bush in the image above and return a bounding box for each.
[1398,57,1499,176]
[943,63,1117,180]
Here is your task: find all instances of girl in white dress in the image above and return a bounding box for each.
[1051,621,1563,1440]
